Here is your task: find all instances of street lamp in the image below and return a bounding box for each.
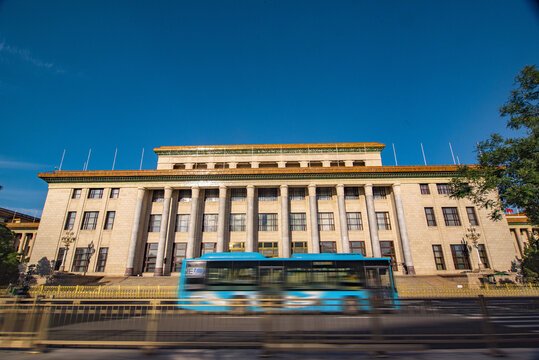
[464,226,482,272]
[83,241,96,276]
[60,231,76,272]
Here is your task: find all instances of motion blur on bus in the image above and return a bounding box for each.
[178,252,397,312]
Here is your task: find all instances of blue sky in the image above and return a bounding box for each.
[0,0,538,217]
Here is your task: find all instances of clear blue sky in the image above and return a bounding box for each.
[1,0,538,218]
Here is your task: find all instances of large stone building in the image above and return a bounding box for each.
[1,207,40,258]
[29,142,521,277]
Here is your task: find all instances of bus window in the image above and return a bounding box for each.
[365,266,391,288]
[378,268,391,288]
[285,261,312,290]
[204,261,258,290]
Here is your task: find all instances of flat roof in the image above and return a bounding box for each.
[154,142,385,152]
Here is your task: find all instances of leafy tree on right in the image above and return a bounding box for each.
[450,65,538,281]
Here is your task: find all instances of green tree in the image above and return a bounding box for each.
[521,234,539,283]
[451,65,539,225]
[0,223,20,285]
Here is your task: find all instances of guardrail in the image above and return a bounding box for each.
[1,296,538,355]
[398,283,539,298]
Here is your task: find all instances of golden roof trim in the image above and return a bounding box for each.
[154,142,385,152]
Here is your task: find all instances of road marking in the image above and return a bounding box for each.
[506,324,539,328]
[492,320,539,323]
[220,316,262,319]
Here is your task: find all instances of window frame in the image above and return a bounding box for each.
[148,214,162,232]
[420,184,430,195]
[230,213,246,232]
[95,247,109,272]
[175,214,190,232]
[202,214,218,232]
[290,212,307,231]
[103,211,115,230]
[258,213,278,231]
[442,207,461,226]
[88,188,104,199]
[466,207,479,226]
[110,188,120,199]
[346,212,363,231]
[432,245,446,270]
[317,212,335,231]
[81,211,99,230]
[64,211,76,230]
[375,212,391,230]
[424,207,437,227]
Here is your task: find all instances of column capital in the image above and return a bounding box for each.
[280,184,288,197]
[164,186,173,197]
[336,184,345,196]
[219,185,227,192]
[191,186,200,198]
[364,184,373,196]
[136,187,146,199]
[392,183,402,195]
[247,185,255,197]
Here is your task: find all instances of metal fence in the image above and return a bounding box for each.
[1,296,538,354]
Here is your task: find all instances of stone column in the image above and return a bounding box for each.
[336,184,351,253]
[280,185,290,258]
[512,229,524,257]
[217,185,227,252]
[364,184,381,257]
[154,187,172,276]
[246,185,255,252]
[125,187,145,276]
[392,183,415,275]
[186,187,200,259]
[308,184,320,253]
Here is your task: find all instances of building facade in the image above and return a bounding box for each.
[30,142,519,276]
[1,207,40,258]
[507,213,538,258]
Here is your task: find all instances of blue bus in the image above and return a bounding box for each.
[178,252,397,312]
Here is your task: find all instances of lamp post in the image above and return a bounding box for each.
[84,241,96,276]
[60,231,76,272]
[464,226,482,272]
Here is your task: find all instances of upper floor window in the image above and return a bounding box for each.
[432,245,446,270]
[289,187,305,200]
[72,189,82,199]
[258,188,278,201]
[466,207,479,226]
[148,214,162,232]
[478,244,490,268]
[204,189,219,202]
[230,188,246,201]
[103,211,115,230]
[344,187,359,199]
[373,187,387,199]
[230,214,246,231]
[176,214,190,232]
[178,189,191,202]
[202,214,218,232]
[420,184,430,195]
[152,190,164,202]
[258,213,278,231]
[346,212,363,231]
[424,207,437,226]
[290,213,306,231]
[316,187,333,200]
[318,212,335,231]
[64,211,76,230]
[88,188,103,199]
[437,184,452,195]
[81,211,99,230]
[110,188,120,199]
[376,212,391,230]
[442,207,461,226]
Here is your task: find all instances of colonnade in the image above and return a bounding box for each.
[124,183,416,276]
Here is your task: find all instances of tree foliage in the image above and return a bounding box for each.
[521,234,539,283]
[451,65,539,225]
[0,223,20,285]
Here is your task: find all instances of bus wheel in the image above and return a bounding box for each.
[344,297,359,314]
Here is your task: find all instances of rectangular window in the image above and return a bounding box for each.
[424,207,437,226]
[316,187,333,200]
[346,212,363,231]
[143,243,158,272]
[171,243,187,272]
[290,213,307,231]
[291,241,308,254]
[152,190,164,202]
[110,188,120,199]
[54,248,65,271]
[178,189,191,202]
[88,188,104,199]
[258,213,278,231]
[380,241,397,270]
[420,184,430,195]
[203,214,218,232]
[373,187,387,199]
[478,244,490,269]
[350,241,366,255]
[466,207,479,226]
[103,211,115,230]
[289,187,305,200]
[95,247,108,272]
[376,212,391,230]
[258,188,278,201]
[148,214,162,232]
[230,188,246,201]
[258,242,278,257]
[432,245,446,270]
[451,244,471,270]
[442,207,461,226]
[72,247,91,272]
[72,189,82,199]
[64,211,76,230]
[204,189,219,202]
[201,242,217,255]
[344,187,359,199]
[318,212,335,231]
[229,242,245,253]
[230,213,246,231]
[81,211,99,230]
[175,214,190,232]
[437,183,452,195]
[320,241,337,253]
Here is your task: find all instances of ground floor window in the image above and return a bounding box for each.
[54,248,65,271]
[172,243,187,272]
[144,243,158,272]
[95,247,108,272]
[229,242,245,253]
[201,242,216,255]
[320,241,337,253]
[291,241,308,254]
[432,245,446,270]
[71,247,91,273]
[350,241,366,255]
[450,244,471,270]
[477,244,490,269]
[380,241,397,271]
[258,242,278,257]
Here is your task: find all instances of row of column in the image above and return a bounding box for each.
[124,183,415,276]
